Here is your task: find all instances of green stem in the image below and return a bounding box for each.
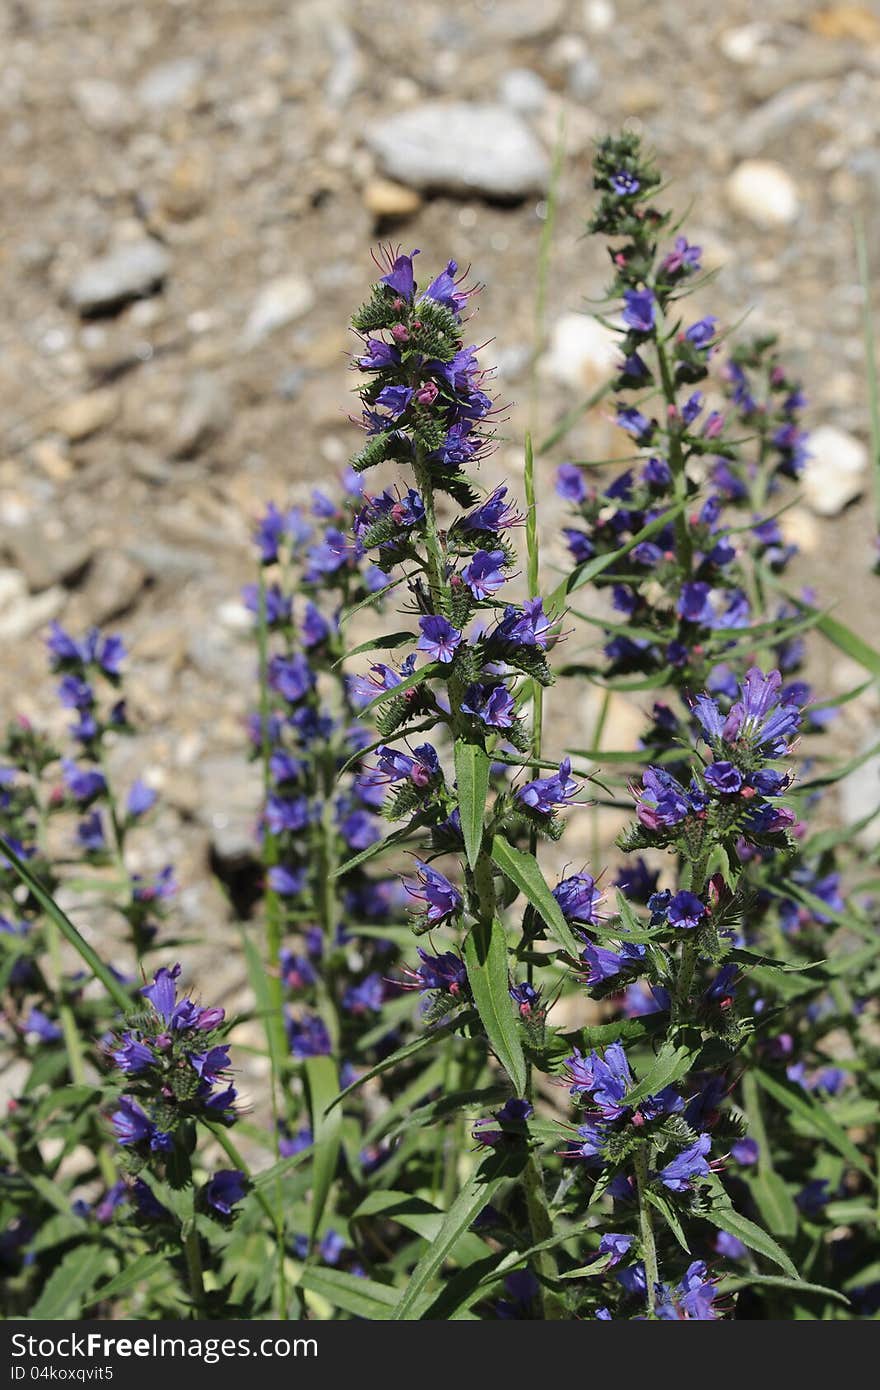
[183,1217,206,1319]
[634,1148,659,1316]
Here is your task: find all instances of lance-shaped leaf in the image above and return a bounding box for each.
[465,916,526,1096]
[490,836,579,955]
[454,740,490,870]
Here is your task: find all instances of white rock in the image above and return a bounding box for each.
[802,424,867,516]
[242,275,315,346]
[53,388,118,441]
[498,68,548,115]
[367,102,549,201]
[719,23,774,66]
[68,239,170,314]
[725,160,800,228]
[0,569,64,640]
[138,58,203,111]
[72,78,134,132]
[582,0,615,34]
[540,313,618,391]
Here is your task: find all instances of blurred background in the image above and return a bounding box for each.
[2,0,880,980]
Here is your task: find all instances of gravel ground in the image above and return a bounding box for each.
[3,0,880,1009]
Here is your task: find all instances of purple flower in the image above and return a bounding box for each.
[611,170,640,196]
[76,810,106,852]
[406,948,467,996]
[110,1033,154,1074]
[267,865,307,896]
[660,237,702,275]
[553,872,601,924]
[242,582,292,626]
[658,1133,712,1191]
[111,1097,170,1152]
[374,384,414,419]
[731,1137,759,1166]
[268,653,315,705]
[126,780,157,818]
[685,316,717,350]
[203,1170,247,1216]
[704,761,743,794]
[667,890,707,930]
[622,288,655,334]
[616,406,653,443]
[302,602,331,648]
[191,1046,231,1084]
[516,759,578,815]
[460,682,515,729]
[343,973,385,1016]
[636,766,691,830]
[582,941,646,984]
[405,861,462,925]
[417,614,462,664]
[380,249,418,300]
[23,1008,63,1044]
[675,1261,719,1320]
[494,599,553,650]
[556,463,588,504]
[715,1230,747,1260]
[599,1233,634,1267]
[266,795,311,835]
[422,259,471,315]
[62,760,106,804]
[286,1011,332,1059]
[375,743,440,786]
[461,486,522,532]
[461,549,508,600]
[338,808,378,851]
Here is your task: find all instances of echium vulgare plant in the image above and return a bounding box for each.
[244,472,420,1262]
[315,241,836,1322]
[552,132,880,1316]
[2,135,879,1324]
[0,627,256,1316]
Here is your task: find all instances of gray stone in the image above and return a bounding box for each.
[172,372,231,458]
[498,69,549,115]
[568,55,602,102]
[138,58,203,111]
[732,82,832,158]
[72,78,134,133]
[68,239,171,315]
[196,754,263,864]
[1,527,92,592]
[242,275,315,347]
[368,102,549,201]
[81,550,147,623]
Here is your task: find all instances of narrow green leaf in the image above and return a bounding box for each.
[31,1244,112,1319]
[755,1068,874,1182]
[359,660,440,716]
[546,501,686,613]
[94,1252,172,1302]
[645,1190,690,1254]
[0,838,131,1011]
[325,1009,478,1112]
[299,1265,398,1319]
[702,1196,799,1279]
[333,631,415,668]
[465,917,526,1096]
[454,741,490,871]
[718,1273,849,1308]
[490,836,579,955]
[304,1055,342,1242]
[392,1154,510,1320]
[624,1041,697,1108]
